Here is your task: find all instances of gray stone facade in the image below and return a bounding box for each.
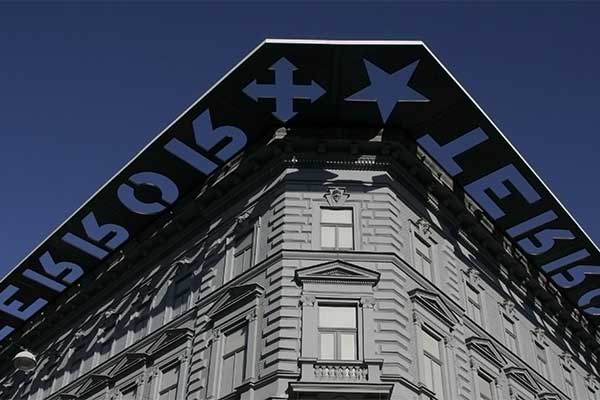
[0,135,598,400]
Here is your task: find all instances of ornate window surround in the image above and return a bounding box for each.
[311,187,361,252]
[224,211,260,283]
[408,217,440,285]
[410,288,459,400]
[291,260,392,397]
[466,336,509,400]
[205,283,263,400]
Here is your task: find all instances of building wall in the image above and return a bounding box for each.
[1,163,598,400]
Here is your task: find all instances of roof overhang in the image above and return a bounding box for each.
[1,39,599,346]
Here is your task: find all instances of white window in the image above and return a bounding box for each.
[158,363,179,400]
[414,235,433,280]
[320,208,354,250]
[503,315,518,354]
[563,366,575,399]
[221,325,247,396]
[421,328,445,400]
[535,343,549,379]
[172,278,190,319]
[466,284,482,325]
[318,305,357,360]
[233,231,253,276]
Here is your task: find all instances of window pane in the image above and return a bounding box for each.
[432,362,444,400]
[122,386,137,400]
[422,330,440,358]
[337,227,354,249]
[321,226,336,248]
[224,326,247,353]
[220,354,234,395]
[319,306,356,328]
[234,349,246,387]
[320,333,335,359]
[421,258,432,280]
[321,209,352,224]
[479,375,493,400]
[422,356,433,391]
[340,333,356,360]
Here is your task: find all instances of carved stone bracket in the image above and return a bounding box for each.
[499,299,517,320]
[531,327,548,347]
[360,297,377,309]
[300,295,316,307]
[466,266,481,288]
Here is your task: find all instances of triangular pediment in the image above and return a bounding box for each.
[466,337,507,368]
[409,288,458,327]
[76,373,110,396]
[147,327,192,355]
[109,352,148,378]
[505,367,541,393]
[295,260,380,286]
[208,283,264,320]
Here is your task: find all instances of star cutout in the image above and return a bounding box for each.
[346,59,429,122]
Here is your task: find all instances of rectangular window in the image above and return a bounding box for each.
[158,363,179,400]
[479,374,494,400]
[563,367,575,399]
[466,284,482,325]
[318,305,357,360]
[535,343,549,378]
[421,328,445,400]
[589,387,597,400]
[221,325,247,396]
[414,236,433,280]
[503,316,518,354]
[172,278,190,319]
[320,208,354,250]
[233,231,253,276]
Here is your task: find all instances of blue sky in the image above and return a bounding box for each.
[1,2,599,277]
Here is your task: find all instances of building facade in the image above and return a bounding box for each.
[1,40,599,400]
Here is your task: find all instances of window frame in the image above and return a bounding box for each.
[319,207,355,250]
[409,220,439,284]
[317,303,359,361]
[502,314,519,355]
[419,324,448,400]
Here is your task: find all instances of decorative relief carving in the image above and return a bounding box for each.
[360,297,377,309]
[235,211,253,232]
[300,295,316,307]
[324,187,349,206]
[559,352,574,370]
[466,266,481,287]
[414,217,433,237]
[499,299,517,319]
[531,327,548,347]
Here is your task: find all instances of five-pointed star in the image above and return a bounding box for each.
[346,59,429,122]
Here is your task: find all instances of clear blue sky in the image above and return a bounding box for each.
[1,2,599,277]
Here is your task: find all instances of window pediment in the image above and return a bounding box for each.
[466,336,507,368]
[147,327,193,355]
[76,373,110,396]
[208,283,264,320]
[295,260,380,286]
[109,352,148,378]
[504,366,541,393]
[410,288,458,327]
